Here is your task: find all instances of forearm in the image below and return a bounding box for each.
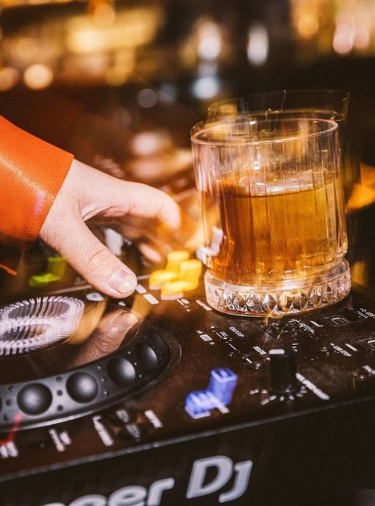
[0,116,73,271]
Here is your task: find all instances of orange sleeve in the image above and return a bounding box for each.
[0,116,74,270]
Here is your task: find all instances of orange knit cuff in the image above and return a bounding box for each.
[0,116,74,251]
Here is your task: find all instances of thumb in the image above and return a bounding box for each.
[41,215,137,298]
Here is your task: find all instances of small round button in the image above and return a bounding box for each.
[66,372,98,403]
[107,357,136,387]
[17,383,52,415]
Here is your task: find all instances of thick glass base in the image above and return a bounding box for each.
[204,260,351,317]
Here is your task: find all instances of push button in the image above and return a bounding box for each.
[185,368,238,419]
[66,372,98,403]
[17,383,52,415]
[107,357,136,387]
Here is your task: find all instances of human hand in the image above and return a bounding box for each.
[39,159,197,298]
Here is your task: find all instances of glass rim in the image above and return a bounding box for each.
[207,88,351,117]
[191,117,339,147]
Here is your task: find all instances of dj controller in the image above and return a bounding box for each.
[2,211,375,506]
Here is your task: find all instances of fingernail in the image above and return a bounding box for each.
[108,267,137,295]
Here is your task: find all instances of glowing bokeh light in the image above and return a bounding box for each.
[23,63,53,89]
[333,23,354,55]
[0,67,20,91]
[137,88,158,108]
[66,8,160,54]
[191,76,220,100]
[196,18,222,60]
[247,23,269,66]
[297,13,319,38]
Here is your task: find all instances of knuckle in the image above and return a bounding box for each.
[84,245,113,279]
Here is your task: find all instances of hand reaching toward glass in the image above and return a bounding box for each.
[40,159,197,298]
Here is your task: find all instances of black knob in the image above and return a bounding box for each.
[269,348,298,395]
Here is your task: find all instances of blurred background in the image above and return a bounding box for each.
[1,0,375,201]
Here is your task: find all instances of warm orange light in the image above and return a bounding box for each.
[297,13,319,39]
[0,67,20,90]
[23,63,53,89]
[66,8,161,54]
[346,164,375,211]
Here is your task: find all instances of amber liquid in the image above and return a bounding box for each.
[200,175,347,286]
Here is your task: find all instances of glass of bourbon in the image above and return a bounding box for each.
[206,90,358,204]
[191,114,351,317]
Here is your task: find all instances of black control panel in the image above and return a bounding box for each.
[2,253,375,506]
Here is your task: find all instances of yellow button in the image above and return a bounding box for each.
[149,269,177,290]
[165,250,190,273]
[149,250,203,297]
[160,281,186,300]
[179,259,202,281]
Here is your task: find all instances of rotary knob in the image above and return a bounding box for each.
[269,348,298,395]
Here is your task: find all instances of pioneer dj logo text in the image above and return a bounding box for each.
[41,456,253,506]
